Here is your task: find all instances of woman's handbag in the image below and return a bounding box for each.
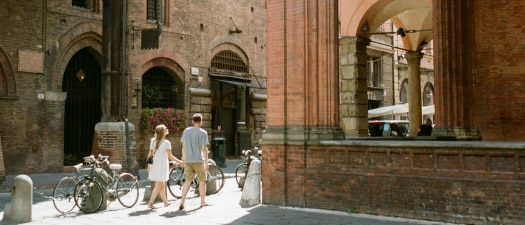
[147,140,165,164]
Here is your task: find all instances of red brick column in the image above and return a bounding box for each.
[262,0,342,207]
[93,122,138,173]
[432,0,480,139]
[264,0,343,142]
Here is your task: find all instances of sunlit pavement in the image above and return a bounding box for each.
[0,158,461,225]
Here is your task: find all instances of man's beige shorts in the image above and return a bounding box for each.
[185,162,206,182]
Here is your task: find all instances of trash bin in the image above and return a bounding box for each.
[212,136,226,167]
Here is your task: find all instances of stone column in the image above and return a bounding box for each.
[432,0,480,139]
[405,51,423,136]
[339,36,370,138]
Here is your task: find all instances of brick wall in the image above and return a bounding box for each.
[262,141,525,225]
[473,0,525,141]
[0,0,266,176]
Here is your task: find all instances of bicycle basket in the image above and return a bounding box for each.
[78,165,94,177]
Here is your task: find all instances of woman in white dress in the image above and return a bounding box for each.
[147,124,184,209]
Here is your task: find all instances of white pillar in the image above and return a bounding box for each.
[3,175,32,223]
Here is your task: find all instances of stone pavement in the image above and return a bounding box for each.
[0,157,462,225]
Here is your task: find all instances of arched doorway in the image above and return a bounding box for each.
[62,48,101,165]
[210,50,250,156]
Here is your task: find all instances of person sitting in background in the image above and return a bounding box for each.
[417,118,433,136]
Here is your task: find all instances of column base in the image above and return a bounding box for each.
[261,126,345,144]
[432,126,482,140]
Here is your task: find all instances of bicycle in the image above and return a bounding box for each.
[167,158,225,198]
[235,147,262,189]
[73,154,139,213]
[52,162,96,213]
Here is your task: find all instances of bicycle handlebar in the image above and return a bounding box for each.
[82,154,110,166]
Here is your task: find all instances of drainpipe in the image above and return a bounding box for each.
[120,0,131,171]
[391,22,396,106]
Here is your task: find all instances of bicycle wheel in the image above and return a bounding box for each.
[235,163,248,188]
[116,173,139,208]
[73,178,104,213]
[207,165,225,194]
[52,177,77,213]
[167,165,184,198]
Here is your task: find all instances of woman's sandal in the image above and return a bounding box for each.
[164,202,171,207]
[147,202,157,209]
[178,204,184,210]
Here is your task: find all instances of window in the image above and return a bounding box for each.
[72,0,88,8]
[72,0,99,12]
[423,82,434,106]
[147,0,160,21]
[367,56,383,88]
[400,79,408,104]
[211,51,248,73]
[142,67,180,109]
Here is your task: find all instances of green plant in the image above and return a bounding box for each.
[140,108,187,134]
[142,85,164,108]
[347,207,357,214]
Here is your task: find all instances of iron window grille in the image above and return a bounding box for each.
[211,51,248,73]
[147,0,160,21]
[142,68,178,109]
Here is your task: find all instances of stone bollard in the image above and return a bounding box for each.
[3,174,32,223]
[94,168,109,211]
[143,182,164,202]
[239,159,261,207]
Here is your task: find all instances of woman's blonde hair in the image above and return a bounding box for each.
[154,124,167,150]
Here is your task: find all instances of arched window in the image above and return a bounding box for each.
[400,79,408,104]
[423,82,434,106]
[142,67,181,109]
[211,51,248,73]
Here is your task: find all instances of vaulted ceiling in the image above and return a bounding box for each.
[339,0,433,51]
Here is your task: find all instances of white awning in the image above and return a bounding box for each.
[368,104,434,118]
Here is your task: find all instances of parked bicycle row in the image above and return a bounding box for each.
[52,154,139,213]
[50,154,225,214]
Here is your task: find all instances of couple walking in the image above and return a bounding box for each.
[146,113,211,210]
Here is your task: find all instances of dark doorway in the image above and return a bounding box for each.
[62,48,101,165]
[211,80,239,156]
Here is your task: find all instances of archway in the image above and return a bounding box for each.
[210,50,250,156]
[62,48,101,165]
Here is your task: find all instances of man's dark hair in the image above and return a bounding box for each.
[192,113,202,123]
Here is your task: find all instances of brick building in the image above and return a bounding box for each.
[0,0,267,178]
[263,0,525,224]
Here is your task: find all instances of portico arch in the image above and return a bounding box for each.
[338,0,433,137]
